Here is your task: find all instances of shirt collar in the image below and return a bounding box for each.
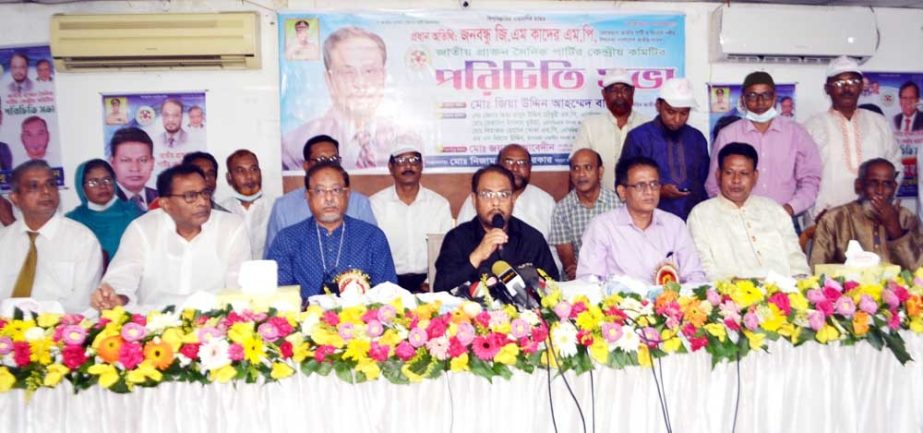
[158,208,217,240]
[743,116,783,133]
[716,193,752,210]
[16,214,61,239]
[614,206,664,229]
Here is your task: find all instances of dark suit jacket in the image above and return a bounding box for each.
[0,142,11,171]
[893,113,923,131]
[116,186,158,209]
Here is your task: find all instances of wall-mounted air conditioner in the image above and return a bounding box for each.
[51,12,260,71]
[711,5,877,63]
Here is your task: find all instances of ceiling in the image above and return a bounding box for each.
[4,0,923,7]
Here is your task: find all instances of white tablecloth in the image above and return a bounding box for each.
[3,333,922,433]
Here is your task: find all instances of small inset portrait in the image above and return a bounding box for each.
[105,97,128,125]
[285,18,320,61]
[710,86,730,113]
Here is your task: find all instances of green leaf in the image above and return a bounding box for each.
[491,363,512,380]
[867,328,884,351]
[468,356,494,382]
[381,360,409,385]
[334,361,355,383]
[880,331,913,365]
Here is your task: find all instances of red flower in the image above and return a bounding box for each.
[130,314,147,326]
[426,316,449,339]
[768,292,792,316]
[94,318,111,330]
[13,342,31,367]
[843,281,859,291]
[179,343,200,360]
[604,307,627,324]
[314,345,335,362]
[577,329,594,347]
[816,300,835,317]
[519,337,540,354]
[531,323,549,342]
[447,337,467,358]
[395,341,416,361]
[279,341,294,359]
[0,319,7,330]
[321,311,340,327]
[681,323,697,339]
[268,317,294,337]
[724,318,741,332]
[822,287,841,302]
[570,301,588,319]
[368,342,389,362]
[689,335,709,352]
[62,345,88,369]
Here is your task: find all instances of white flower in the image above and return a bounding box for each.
[300,312,320,335]
[145,312,182,333]
[462,301,482,318]
[618,297,651,320]
[551,322,578,358]
[24,326,45,342]
[519,310,541,326]
[613,326,640,352]
[426,336,450,360]
[198,338,231,372]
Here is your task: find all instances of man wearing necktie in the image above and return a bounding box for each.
[6,52,33,97]
[0,160,103,312]
[110,127,158,211]
[893,81,923,133]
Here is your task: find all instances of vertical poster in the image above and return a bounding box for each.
[278,11,686,173]
[101,92,207,204]
[707,83,797,143]
[858,72,923,198]
[0,45,63,189]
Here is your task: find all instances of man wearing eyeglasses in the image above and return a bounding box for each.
[573,68,649,191]
[0,160,103,312]
[265,134,377,255]
[91,164,250,310]
[577,156,705,287]
[435,164,558,292]
[804,56,901,221]
[705,72,821,228]
[811,158,922,270]
[370,146,453,292]
[110,127,158,212]
[266,162,396,299]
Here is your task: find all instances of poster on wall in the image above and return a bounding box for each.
[858,72,923,198]
[101,92,207,204]
[278,11,685,173]
[0,45,63,190]
[706,83,796,143]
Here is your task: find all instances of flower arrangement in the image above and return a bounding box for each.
[1,269,922,395]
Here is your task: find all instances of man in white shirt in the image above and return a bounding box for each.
[91,164,250,310]
[688,142,809,280]
[370,146,453,292]
[221,149,271,260]
[0,160,103,312]
[573,68,649,190]
[804,56,902,221]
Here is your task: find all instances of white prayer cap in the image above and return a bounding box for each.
[658,78,699,109]
[602,68,633,88]
[826,55,863,77]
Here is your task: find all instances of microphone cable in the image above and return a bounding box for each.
[545,327,588,433]
[546,350,560,433]
[623,311,674,433]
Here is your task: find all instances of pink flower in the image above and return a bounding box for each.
[743,311,760,331]
[120,322,146,342]
[768,292,792,316]
[426,337,450,360]
[844,280,859,291]
[808,311,826,332]
[228,343,245,361]
[888,311,901,330]
[823,278,843,293]
[859,295,878,314]
[197,326,224,342]
[258,322,281,342]
[130,314,147,326]
[706,288,721,306]
[509,319,531,340]
[816,300,834,317]
[600,322,623,343]
[426,316,449,339]
[0,336,14,355]
[835,297,856,318]
[823,287,842,302]
[60,325,87,346]
[279,341,294,359]
[724,318,741,332]
[455,322,475,346]
[314,345,335,362]
[361,308,379,323]
[13,342,30,367]
[337,323,355,341]
[119,341,144,370]
[447,337,467,358]
[570,302,588,319]
[321,311,340,327]
[689,335,709,352]
[474,311,491,329]
[471,335,500,360]
[377,305,397,323]
[553,302,572,320]
[395,341,416,361]
[532,323,549,343]
[408,327,428,348]
[60,314,84,326]
[641,327,661,348]
[719,300,741,322]
[179,343,200,360]
[267,317,294,337]
[62,345,88,369]
[806,289,826,304]
[365,320,384,338]
[882,289,901,309]
[368,341,389,362]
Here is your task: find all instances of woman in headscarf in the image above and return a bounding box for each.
[66,159,142,265]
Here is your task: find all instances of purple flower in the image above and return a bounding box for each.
[600,322,623,343]
[257,322,280,342]
[365,320,384,338]
[834,297,856,318]
[509,319,530,340]
[408,327,428,348]
[859,295,878,314]
[0,336,13,355]
[120,322,147,342]
[641,327,661,348]
[337,323,355,341]
[808,311,825,332]
[61,325,87,346]
[455,322,475,346]
[743,311,760,331]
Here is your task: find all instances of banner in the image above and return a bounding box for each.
[706,83,796,143]
[858,72,923,198]
[278,11,685,173]
[0,45,63,190]
[101,92,207,200]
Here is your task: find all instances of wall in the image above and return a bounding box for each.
[1,0,922,216]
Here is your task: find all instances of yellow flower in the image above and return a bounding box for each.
[760,304,786,333]
[589,338,609,364]
[0,367,15,392]
[796,275,820,291]
[704,323,727,342]
[101,306,127,323]
[2,320,36,341]
[815,325,840,344]
[541,289,562,309]
[340,305,368,325]
[181,308,197,323]
[576,306,604,332]
[744,331,765,350]
[242,335,266,364]
[777,323,801,343]
[160,328,190,353]
[344,339,371,362]
[909,317,923,334]
[42,364,69,387]
[539,350,560,369]
[389,298,405,315]
[450,353,469,372]
[126,361,163,384]
[378,329,401,349]
[90,326,119,350]
[36,313,60,328]
[310,325,344,348]
[29,338,53,365]
[88,364,119,388]
[493,343,519,365]
[211,365,238,383]
[788,292,809,312]
[853,283,883,303]
[730,280,763,309]
[228,322,255,345]
[356,359,380,380]
[401,364,424,383]
[637,345,652,367]
[414,304,437,322]
[270,362,295,380]
[661,329,682,353]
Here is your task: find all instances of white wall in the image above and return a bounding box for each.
[1,0,922,212]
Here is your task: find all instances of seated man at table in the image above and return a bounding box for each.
[91,165,251,310]
[266,162,397,298]
[811,158,923,270]
[0,160,103,312]
[688,142,810,280]
[577,156,706,284]
[434,165,559,292]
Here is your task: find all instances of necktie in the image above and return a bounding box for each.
[355,131,375,168]
[16,84,22,95]
[168,137,175,147]
[906,118,912,132]
[130,194,145,211]
[11,232,39,298]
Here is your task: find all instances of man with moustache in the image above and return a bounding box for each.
[894,81,923,132]
[370,146,453,292]
[91,164,250,310]
[221,150,271,259]
[6,52,32,96]
[110,127,158,211]
[574,68,649,189]
[435,165,558,292]
[779,96,795,118]
[620,78,709,220]
[549,148,620,280]
[805,56,902,220]
[181,152,230,212]
[706,72,821,225]
[811,158,922,270]
[152,99,190,169]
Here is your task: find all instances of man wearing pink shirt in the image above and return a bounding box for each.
[705,72,821,224]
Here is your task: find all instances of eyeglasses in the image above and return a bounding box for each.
[830,78,863,89]
[85,177,114,189]
[392,156,422,166]
[477,190,513,200]
[604,84,633,95]
[166,189,212,204]
[309,186,348,197]
[502,158,530,168]
[743,92,775,103]
[21,179,58,194]
[308,155,342,165]
[623,180,661,192]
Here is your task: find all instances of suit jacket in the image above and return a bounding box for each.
[116,186,159,210]
[0,141,11,171]
[893,112,923,132]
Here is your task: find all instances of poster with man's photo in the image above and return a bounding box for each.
[706,83,796,143]
[101,92,207,205]
[858,72,923,198]
[0,44,63,190]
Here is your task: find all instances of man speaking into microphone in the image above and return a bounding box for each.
[434,165,559,292]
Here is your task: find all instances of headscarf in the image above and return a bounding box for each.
[65,159,142,261]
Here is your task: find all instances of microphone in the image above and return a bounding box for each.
[490,214,505,254]
[448,278,493,303]
[491,260,539,308]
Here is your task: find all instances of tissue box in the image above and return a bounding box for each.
[813,264,901,284]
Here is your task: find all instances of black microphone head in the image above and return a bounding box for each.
[491,213,505,229]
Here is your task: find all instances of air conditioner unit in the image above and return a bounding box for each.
[51,12,260,71]
[711,5,877,63]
